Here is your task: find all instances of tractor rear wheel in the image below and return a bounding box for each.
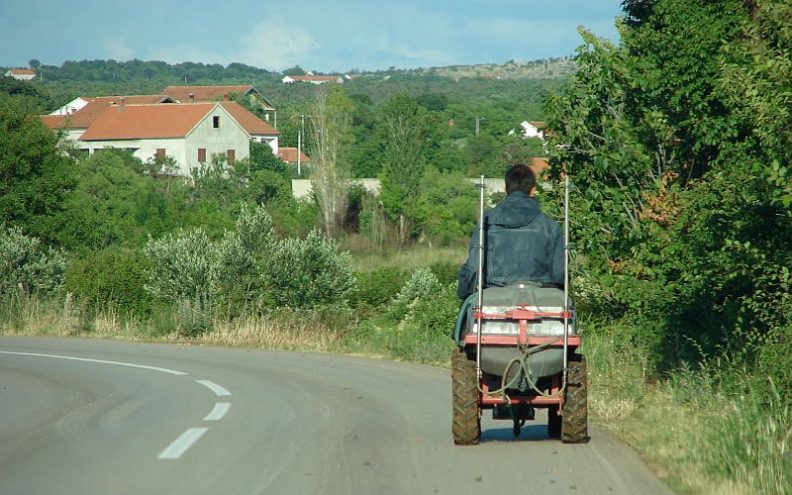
[452,347,480,445]
[561,355,588,443]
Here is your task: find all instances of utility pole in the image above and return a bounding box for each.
[297,130,302,176]
[297,114,306,177]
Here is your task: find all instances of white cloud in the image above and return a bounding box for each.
[390,43,452,65]
[147,44,229,65]
[103,36,134,61]
[238,17,315,70]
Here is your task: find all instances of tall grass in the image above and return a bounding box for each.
[0,294,342,353]
[585,325,791,495]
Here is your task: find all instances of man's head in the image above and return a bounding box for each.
[505,164,536,196]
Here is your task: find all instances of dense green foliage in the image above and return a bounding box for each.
[544,2,790,492]
[547,0,790,366]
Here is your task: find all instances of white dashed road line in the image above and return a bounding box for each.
[158,428,209,460]
[204,402,231,421]
[0,350,187,376]
[1,349,234,461]
[195,379,231,397]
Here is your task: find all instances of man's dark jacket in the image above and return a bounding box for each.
[457,191,564,299]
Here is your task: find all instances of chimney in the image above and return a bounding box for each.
[223,93,229,101]
[120,96,125,106]
[189,93,195,102]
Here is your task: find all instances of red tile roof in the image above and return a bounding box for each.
[39,115,67,130]
[10,68,36,75]
[219,101,278,136]
[61,95,173,128]
[531,157,550,177]
[278,147,310,163]
[80,103,216,141]
[163,85,257,102]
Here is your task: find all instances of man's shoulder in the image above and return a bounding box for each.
[535,211,563,233]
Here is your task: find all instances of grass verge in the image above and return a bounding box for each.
[585,323,791,495]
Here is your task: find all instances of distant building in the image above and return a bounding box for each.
[5,68,36,80]
[282,75,344,84]
[41,99,279,176]
[162,85,276,113]
[50,95,174,116]
[44,95,177,143]
[511,121,547,140]
[277,147,310,165]
[78,103,251,176]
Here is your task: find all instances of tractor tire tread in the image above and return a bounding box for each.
[561,355,589,443]
[452,348,481,445]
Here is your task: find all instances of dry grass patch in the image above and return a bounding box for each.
[191,315,342,352]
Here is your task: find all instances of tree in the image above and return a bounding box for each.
[0,95,75,242]
[378,94,428,244]
[545,0,791,366]
[309,85,353,238]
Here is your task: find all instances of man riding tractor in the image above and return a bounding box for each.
[452,164,587,444]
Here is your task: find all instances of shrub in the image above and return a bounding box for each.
[389,267,440,320]
[351,266,409,308]
[214,204,274,314]
[266,230,355,309]
[143,228,217,306]
[0,226,65,297]
[65,247,152,316]
[386,269,458,363]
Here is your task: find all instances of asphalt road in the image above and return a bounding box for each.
[0,337,674,495]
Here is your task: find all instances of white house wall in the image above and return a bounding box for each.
[253,135,279,155]
[185,106,250,174]
[50,98,90,116]
[81,137,188,173]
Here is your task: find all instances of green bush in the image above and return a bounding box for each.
[0,226,65,297]
[143,227,217,306]
[65,247,152,316]
[351,266,409,308]
[214,204,274,314]
[145,206,353,323]
[387,270,458,363]
[266,230,356,309]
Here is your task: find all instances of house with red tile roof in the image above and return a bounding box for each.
[44,95,177,144]
[77,103,252,176]
[278,147,311,174]
[5,68,36,80]
[50,95,174,117]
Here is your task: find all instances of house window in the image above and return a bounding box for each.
[198,148,206,163]
[213,116,220,128]
[227,149,235,165]
[155,148,166,160]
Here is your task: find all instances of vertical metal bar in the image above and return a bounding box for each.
[562,168,571,396]
[475,176,486,379]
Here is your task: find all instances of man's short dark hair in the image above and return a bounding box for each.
[505,164,536,195]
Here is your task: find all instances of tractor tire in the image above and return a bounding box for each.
[547,405,561,439]
[452,347,481,445]
[561,355,589,443]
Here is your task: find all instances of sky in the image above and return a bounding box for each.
[0,0,623,72]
